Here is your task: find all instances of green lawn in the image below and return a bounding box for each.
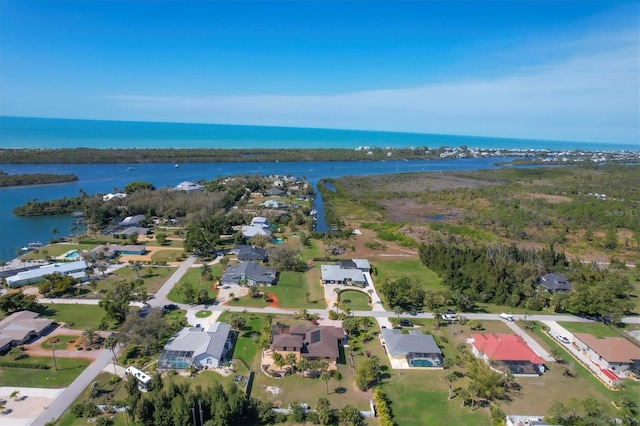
[41,335,79,349]
[40,304,105,329]
[339,289,372,311]
[0,356,90,388]
[373,259,443,291]
[87,265,176,297]
[167,265,221,304]
[558,321,626,338]
[19,243,97,260]
[228,271,323,309]
[151,249,187,263]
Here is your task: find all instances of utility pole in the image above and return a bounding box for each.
[191,407,196,426]
[52,344,58,371]
[198,399,203,425]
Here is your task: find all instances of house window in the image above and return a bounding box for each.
[283,347,287,351]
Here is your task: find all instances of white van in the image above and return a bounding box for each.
[499,313,514,321]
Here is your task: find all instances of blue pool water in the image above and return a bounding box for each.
[272,238,284,244]
[409,359,435,367]
[64,250,79,260]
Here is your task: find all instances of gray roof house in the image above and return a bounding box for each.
[119,214,146,226]
[337,259,371,273]
[320,264,367,286]
[381,329,443,368]
[158,322,232,370]
[175,181,204,192]
[220,261,277,286]
[537,273,571,293]
[6,260,88,288]
[0,311,55,352]
[241,225,272,238]
[265,188,286,197]
[233,245,269,262]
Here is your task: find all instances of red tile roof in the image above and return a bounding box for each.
[471,334,544,364]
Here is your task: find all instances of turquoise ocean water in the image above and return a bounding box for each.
[1,116,637,151]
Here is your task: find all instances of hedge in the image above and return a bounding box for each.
[0,361,50,369]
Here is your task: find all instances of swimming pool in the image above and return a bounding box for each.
[409,359,434,367]
[272,238,284,244]
[64,250,79,260]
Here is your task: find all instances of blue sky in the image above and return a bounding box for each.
[0,1,638,144]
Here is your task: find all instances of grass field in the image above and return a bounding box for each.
[40,303,105,329]
[228,271,324,309]
[558,321,626,338]
[19,243,97,260]
[373,259,443,291]
[87,264,176,296]
[167,265,221,304]
[0,355,90,388]
[339,289,371,311]
[151,249,187,263]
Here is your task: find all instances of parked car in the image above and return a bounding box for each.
[163,304,179,312]
[399,319,413,327]
[499,313,514,321]
[556,335,570,344]
[442,314,458,321]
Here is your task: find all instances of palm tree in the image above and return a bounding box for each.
[200,263,212,281]
[81,328,99,347]
[284,353,297,372]
[104,335,119,375]
[457,387,469,408]
[265,313,275,326]
[441,373,458,400]
[393,305,403,319]
[334,287,342,302]
[9,390,20,401]
[332,301,340,315]
[0,400,6,414]
[130,261,142,278]
[320,371,332,395]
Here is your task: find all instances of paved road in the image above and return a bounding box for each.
[148,254,198,307]
[31,347,114,426]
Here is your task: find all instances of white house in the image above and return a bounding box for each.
[6,260,88,288]
[175,181,204,192]
[158,323,232,370]
[250,216,271,228]
[241,225,272,239]
[573,333,640,374]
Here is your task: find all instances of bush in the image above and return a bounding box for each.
[0,361,49,369]
[71,401,100,418]
[439,335,449,344]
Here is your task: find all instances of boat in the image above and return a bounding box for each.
[174,164,179,168]
[127,167,134,171]
[27,241,43,249]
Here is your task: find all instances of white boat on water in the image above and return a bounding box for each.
[174,164,179,168]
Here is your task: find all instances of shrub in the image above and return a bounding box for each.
[0,361,49,369]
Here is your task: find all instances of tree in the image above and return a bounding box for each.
[104,335,119,375]
[604,228,618,250]
[228,313,246,332]
[130,261,142,279]
[269,246,306,271]
[80,328,100,348]
[338,405,363,426]
[393,305,403,319]
[124,181,155,193]
[250,234,272,248]
[200,263,212,281]
[99,279,143,325]
[0,292,41,314]
[320,371,332,394]
[378,277,425,312]
[155,232,168,246]
[9,390,20,401]
[38,273,77,298]
[441,373,459,400]
[119,310,168,354]
[355,356,381,391]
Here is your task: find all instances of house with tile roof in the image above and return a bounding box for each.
[572,333,640,375]
[158,322,232,370]
[469,333,545,376]
[270,324,345,366]
[0,311,55,352]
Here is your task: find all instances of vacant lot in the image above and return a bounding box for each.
[40,303,105,329]
[558,321,628,338]
[0,355,90,388]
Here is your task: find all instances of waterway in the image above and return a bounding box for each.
[0,157,516,261]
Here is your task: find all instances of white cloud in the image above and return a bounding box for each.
[105,30,639,143]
